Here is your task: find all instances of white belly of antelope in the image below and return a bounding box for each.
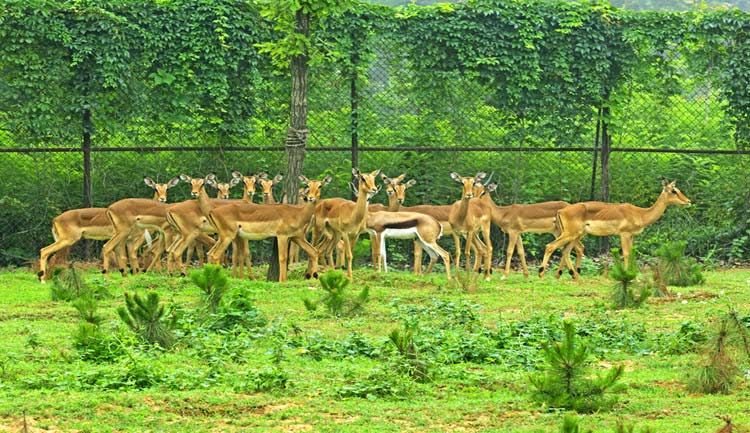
[382,227,419,240]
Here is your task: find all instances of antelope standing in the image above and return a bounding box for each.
[539,180,692,280]
[207,175,332,282]
[448,172,494,280]
[38,177,179,282]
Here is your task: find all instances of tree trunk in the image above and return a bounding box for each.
[268,9,310,282]
[82,106,93,260]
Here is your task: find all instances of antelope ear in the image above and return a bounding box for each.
[371,169,382,178]
[381,175,392,186]
[144,177,156,188]
[205,173,216,181]
[322,175,333,186]
[394,173,406,183]
[229,177,241,187]
[273,174,284,184]
[352,168,361,177]
[299,175,310,183]
[231,170,243,179]
[179,174,191,182]
[669,180,677,188]
[450,172,462,183]
[166,177,180,188]
[661,178,668,188]
[257,172,269,181]
[486,183,498,192]
[405,179,417,188]
[475,172,487,181]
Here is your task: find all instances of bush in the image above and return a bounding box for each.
[658,321,707,355]
[117,292,176,349]
[209,288,267,332]
[235,367,290,393]
[688,309,750,394]
[190,264,229,313]
[72,323,124,363]
[609,250,649,309]
[654,241,704,287]
[304,270,369,317]
[529,321,625,413]
[50,266,109,302]
[337,367,411,399]
[388,325,432,382]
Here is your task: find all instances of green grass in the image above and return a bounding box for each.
[0,264,748,432]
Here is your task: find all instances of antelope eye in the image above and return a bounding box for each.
[672,191,677,194]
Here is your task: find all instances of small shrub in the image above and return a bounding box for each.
[529,321,625,413]
[610,250,649,309]
[654,241,704,287]
[388,325,431,382]
[50,266,108,301]
[452,268,478,293]
[72,296,103,325]
[689,309,750,394]
[235,367,290,393]
[304,270,369,317]
[337,367,411,399]
[72,323,124,363]
[117,291,175,349]
[658,321,707,355]
[209,288,267,331]
[190,264,229,313]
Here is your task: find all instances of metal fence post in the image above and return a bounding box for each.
[590,106,602,200]
[599,104,611,254]
[349,34,360,200]
[82,105,93,259]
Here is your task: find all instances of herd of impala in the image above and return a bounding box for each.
[37,168,692,284]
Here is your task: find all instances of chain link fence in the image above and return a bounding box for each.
[2,11,749,269]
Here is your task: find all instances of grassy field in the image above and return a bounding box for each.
[0,263,748,433]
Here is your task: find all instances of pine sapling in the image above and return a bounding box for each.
[304,270,369,317]
[190,264,229,313]
[610,250,649,309]
[388,325,431,382]
[117,291,175,349]
[530,321,624,413]
[654,241,704,287]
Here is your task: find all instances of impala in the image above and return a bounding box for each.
[364,173,416,270]
[258,173,284,204]
[448,172,494,280]
[165,174,242,276]
[207,175,332,282]
[101,177,185,276]
[38,177,179,282]
[538,180,692,280]
[314,169,381,279]
[366,210,451,280]
[474,182,583,278]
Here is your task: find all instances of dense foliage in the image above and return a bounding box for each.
[1,0,750,265]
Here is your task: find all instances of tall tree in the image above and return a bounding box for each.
[257,0,352,281]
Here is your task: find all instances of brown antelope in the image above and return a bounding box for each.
[448,172,494,280]
[473,182,584,279]
[314,169,381,279]
[206,175,332,282]
[539,180,692,280]
[165,174,241,276]
[258,173,284,204]
[101,176,186,276]
[38,177,179,282]
[366,174,416,269]
[365,211,451,280]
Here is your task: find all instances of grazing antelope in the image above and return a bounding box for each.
[539,180,692,280]
[366,211,451,280]
[38,177,179,282]
[207,175,332,282]
[448,172,494,280]
[314,169,381,279]
[474,182,584,279]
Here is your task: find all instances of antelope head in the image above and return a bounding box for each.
[382,173,416,205]
[212,176,241,199]
[144,176,180,202]
[299,175,332,203]
[232,170,259,201]
[450,172,486,200]
[353,168,381,200]
[180,174,217,198]
[258,173,284,202]
[661,179,692,206]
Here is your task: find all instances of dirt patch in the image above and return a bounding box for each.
[0,415,72,433]
[652,379,686,392]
